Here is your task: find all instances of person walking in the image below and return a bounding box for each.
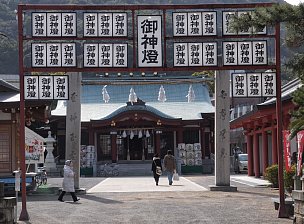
[58,160,80,202]
[163,150,176,185]
[151,153,162,186]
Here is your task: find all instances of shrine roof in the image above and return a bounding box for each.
[52,83,215,121]
[257,78,301,107]
[230,78,301,129]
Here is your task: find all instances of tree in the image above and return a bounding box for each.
[232,3,304,138]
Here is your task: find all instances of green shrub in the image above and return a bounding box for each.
[264,164,279,188]
[284,164,296,193]
[264,164,296,191]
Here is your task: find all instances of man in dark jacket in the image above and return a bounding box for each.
[163,150,176,185]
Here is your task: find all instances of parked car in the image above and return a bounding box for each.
[234,153,248,173]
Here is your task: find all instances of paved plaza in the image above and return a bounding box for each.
[15,175,292,224]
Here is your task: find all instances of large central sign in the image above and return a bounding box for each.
[137,15,162,67]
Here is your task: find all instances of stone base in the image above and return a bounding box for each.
[293,190,304,223]
[0,197,17,223]
[209,185,237,192]
[272,197,294,216]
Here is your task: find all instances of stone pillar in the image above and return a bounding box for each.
[44,131,56,174]
[272,127,278,164]
[262,129,269,174]
[65,72,81,189]
[209,70,236,192]
[177,128,183,144]
[253,131,260,178]
[111,131,117,163]
[247,134,254,176]
[88,125,94,145]
[200,128,206,159]
[155,131,161,156]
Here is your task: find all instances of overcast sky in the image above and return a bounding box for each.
[285,0,302,5]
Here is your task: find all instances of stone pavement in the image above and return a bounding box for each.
[15,175,293,224]
[87,176,208,193]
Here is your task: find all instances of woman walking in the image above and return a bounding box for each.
[151,153,162,186]
[164,150,176,185]
[58,160,80,202]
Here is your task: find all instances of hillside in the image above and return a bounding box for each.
[0,0,289,76]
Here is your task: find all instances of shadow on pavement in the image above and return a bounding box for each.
[82,194,123,204]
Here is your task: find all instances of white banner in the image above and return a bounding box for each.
[33,12,76,37]
[47,43,62,67]
[188,12,202,36]
[83,13,98,37]
[174,43,188,66]
[62,12,77,37]
[202,12,217,36]
[222,12,237,35]
[231,73,247,97]
[203,42,217,66]
[99,44,113,67]
[189,43,202,66]
[223,42,237,65]
[62,43,76,67]
[113,44,128,67]
[238,42,252,65]
[137,15,162,67]
[24,76,39,100]
[232,72,276,97]
[173,12,188,36]
[47,13,62,37]
[247,73,262,97]
[32,12,47,37]
[33,43,76,68]
[262,72,276,97]
[39,76,54,99]
[113,13,127,36]
[253,41,267,65]
[98,13,113,36]
[32,43,47,67]
[84,43,98,67]
[25,76,69,100]
[54,76,69,100]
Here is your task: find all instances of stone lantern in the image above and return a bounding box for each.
[44,131,57,174]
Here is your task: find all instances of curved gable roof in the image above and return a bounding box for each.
[97,103,175,121]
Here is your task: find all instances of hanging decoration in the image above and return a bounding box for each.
[145,130,150,138]
[138,130,143,138]
[102,85,110,103]
[130,130,134,139]
[128,87,137,105]
[122,130,127,138]
[158,85,167,102]
[186,85,195,102]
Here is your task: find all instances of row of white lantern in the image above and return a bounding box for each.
[102,85,196,104]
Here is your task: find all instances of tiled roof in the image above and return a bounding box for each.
[52,83,214,121]
[258,78,301,107]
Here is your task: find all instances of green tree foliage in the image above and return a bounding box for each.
[232,3,304,138]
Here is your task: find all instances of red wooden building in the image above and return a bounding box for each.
[230,79,300,177]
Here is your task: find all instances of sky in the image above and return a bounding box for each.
[284,0,303,5]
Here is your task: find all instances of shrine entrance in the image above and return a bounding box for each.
[128,136,144,160]
[18,3,285,222]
